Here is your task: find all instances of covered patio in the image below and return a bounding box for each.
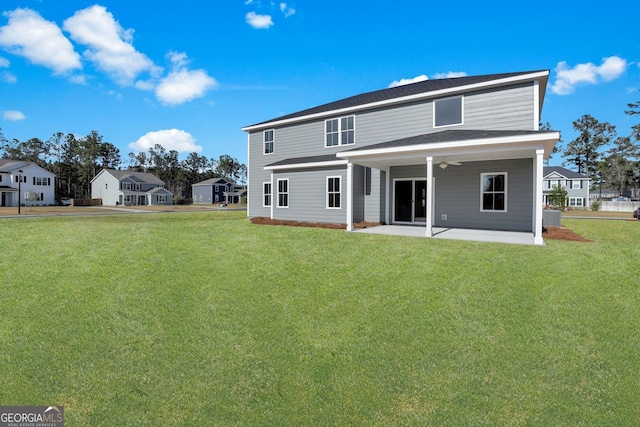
[336,129,559,246]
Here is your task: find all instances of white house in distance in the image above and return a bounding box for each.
[91,169,174,206]
[542,166,590,208]
[0,159,55,206]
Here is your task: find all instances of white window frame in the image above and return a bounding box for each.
[571,180,581,189]
[480,172,508,212]
[157,195,167,203]
[434,95,464,128]
[264,129,275,155]
[326,176,341,209]
[324,115,355,148]
[277,178,289,208]
[569,197,584,207]
[263,182,272,207]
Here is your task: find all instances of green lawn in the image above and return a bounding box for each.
[1,212,639,426]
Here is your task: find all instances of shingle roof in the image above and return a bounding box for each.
[341,129,558,152]
[543,166,587,179]
[192,177,233,186]
[102,169,165,185]
[245,70,548,129]
[0,159,33,172]
[265,154,343,168]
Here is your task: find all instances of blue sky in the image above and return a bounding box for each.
[0,0,638,167]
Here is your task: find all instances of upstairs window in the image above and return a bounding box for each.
[434,96,463,127]
[264,130,274,154]
[325,116,355,147]
[481,173,507,212]
[571,180,581,189]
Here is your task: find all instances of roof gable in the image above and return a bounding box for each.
[543,166,588,179]
[98,169,165,185]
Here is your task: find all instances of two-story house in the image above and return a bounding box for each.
[0,159,56,207]
[91,169,174,206]
[543,166,590,208]
[242,70,559,245]
[192,177,245,204]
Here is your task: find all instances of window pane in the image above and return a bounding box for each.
[483,194,494,210]
[494,175,505,192]
[483,175,493,192]
[435,97,462,127]
[494,194,505,211]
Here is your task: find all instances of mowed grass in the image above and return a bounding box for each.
[1,212,639,426]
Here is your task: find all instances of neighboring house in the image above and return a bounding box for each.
[192,177,245,204]
[242,70,560,245]
[589,188,617,200]
[543,166,590,208]
[0,159,55,207]
[91,169,173,206]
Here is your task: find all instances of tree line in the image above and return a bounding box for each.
[0,129,246,201]
[557,92,640,196]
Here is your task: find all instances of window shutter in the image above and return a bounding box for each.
[48,178,51,186]
[33,177,36,185]
[580,180,583,189]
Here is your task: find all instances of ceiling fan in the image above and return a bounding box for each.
[439,160,461,169]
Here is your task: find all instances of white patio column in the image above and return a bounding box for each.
[346,162,354,231]
[534,149,544,245]
[270,171,274,219]
[425,156,433,237]
[385,166,390,225]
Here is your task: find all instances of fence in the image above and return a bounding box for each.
[594,201,640,212]
[72,198,102,207]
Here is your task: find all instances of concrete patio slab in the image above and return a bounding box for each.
[354,225,540,246]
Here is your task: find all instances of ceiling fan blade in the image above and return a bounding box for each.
[447,161,462,166]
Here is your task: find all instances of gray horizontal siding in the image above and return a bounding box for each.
[388,159,534,232]
[364,168,385,223]
[272,167,347,224]
[433,159,533,231]
[193,186,212,204]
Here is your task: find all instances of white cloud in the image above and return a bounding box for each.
[0,57,9,67]
[156,69,218,105]
[388,74,428,88]
[1,71,16,83]
[280,3,296,17]
[0,8,81,75]
[69,74,88,85]
[246,12,274,29]
[167,50,189,68]
[551,56,629,95]
[128,129,202,153]
[432,71,468,79]
[3,110,26,121]
[63,5,161,85]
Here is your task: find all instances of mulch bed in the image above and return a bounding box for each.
[250,217,381,229]
[543,226,593,242]
[251,217,592,242]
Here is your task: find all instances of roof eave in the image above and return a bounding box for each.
[335,131,560,160]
